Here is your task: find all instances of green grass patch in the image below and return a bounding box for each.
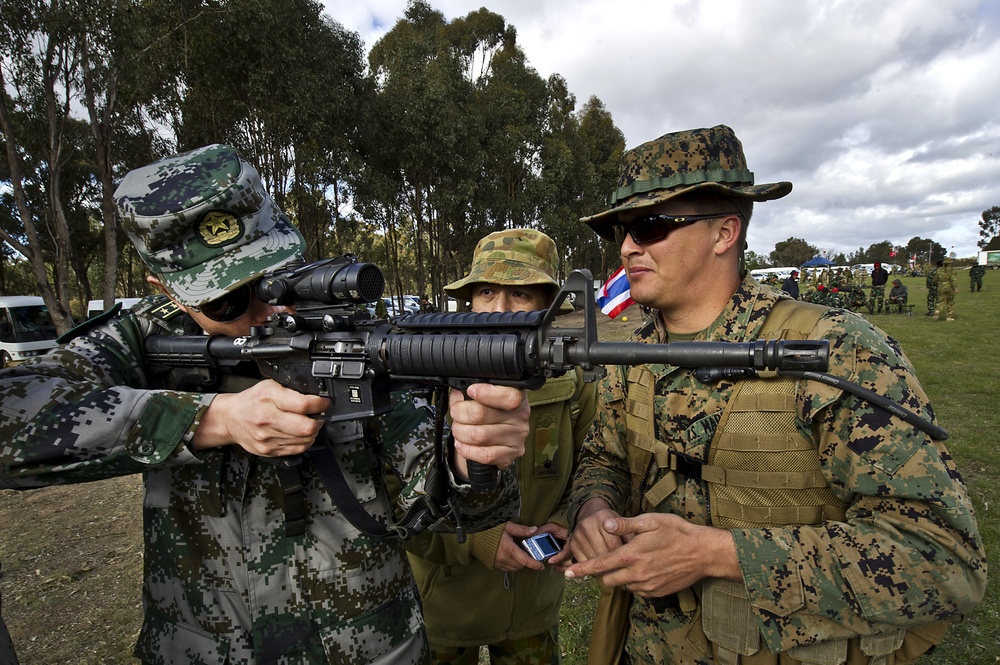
[559,271,1000,663]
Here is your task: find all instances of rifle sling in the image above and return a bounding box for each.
[306,446,392,539]
[271,458,308,537]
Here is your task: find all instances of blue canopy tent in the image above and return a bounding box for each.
[800,256,835,268]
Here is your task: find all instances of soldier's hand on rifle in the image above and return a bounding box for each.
[564,512,741,598]
[191,379,332,457]
[448,384,529,481]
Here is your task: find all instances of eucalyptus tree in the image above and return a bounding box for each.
[0,0,90,330]
[365,2,568,302]
[536,90,624,281]
[365,1,478,301]
[769,237,819,268]
[156,0,368,259]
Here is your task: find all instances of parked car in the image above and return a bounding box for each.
[0,296,58,367]
[401,295,421,314]
[382,295,419,315]
[365,299,405,319]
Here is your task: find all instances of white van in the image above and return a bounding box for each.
[750,267,797,283]
[0,296,59,367]
[86,297,144,319]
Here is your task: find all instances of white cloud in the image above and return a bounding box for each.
[319,0,1000,258]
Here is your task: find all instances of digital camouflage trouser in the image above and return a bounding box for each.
[430,626,559,665]
[926,284,938,315]
[867,284,886,314]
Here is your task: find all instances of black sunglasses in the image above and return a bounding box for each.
[611,213,736,246]
[190,280,258,322]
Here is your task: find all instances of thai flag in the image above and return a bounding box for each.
[596,266,635,319]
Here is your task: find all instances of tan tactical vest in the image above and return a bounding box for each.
[622,300,947,665]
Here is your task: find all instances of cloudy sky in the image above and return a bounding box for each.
[319,0,1000,261]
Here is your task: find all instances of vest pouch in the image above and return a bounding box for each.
[859,629,905,665]
[701,578,761,657]
[894,621,949,664]
[786,640,847,665]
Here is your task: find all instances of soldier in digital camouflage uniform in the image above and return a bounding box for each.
[562,125,986,665]
[405,229,597,665]
[866,262,889,315]
[0,144,530,665]
[419,295,438,313]
[969,263,985,292]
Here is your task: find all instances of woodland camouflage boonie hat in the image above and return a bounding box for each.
[582,125,793,241]
[113,144,306,307]
[444,229,560,303]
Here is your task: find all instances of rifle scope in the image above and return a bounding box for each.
[255,256,384,306]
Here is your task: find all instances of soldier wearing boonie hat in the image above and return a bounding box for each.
[409,227,595,664]
[0,146,529,663]
[581,124,791,241]
[567,126,985,664]
[444,228,561,306]
[114,143,306,307]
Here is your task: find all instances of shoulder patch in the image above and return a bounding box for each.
[146,299,183,321]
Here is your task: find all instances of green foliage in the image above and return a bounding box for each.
[0,0,613,324]
[769,237,818,267]
[904,236,947,266]
[979,206,1000,249]
[743,250,768,270]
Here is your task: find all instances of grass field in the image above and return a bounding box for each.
[1,270,997,663]
[557,270,1000,664]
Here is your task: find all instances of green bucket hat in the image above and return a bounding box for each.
[114,144,306,307]
[582,125,792,241]
[445,229,560,303]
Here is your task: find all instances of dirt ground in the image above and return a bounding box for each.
[0,304,641,664]
[1,476,145,664]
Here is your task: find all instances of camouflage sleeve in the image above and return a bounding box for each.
[377,389,519,535]
[568,365,633,527]
[734,312,987,652]
[0,312,211,488]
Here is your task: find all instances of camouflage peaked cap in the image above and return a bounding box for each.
[444,229,559,302]
[582,125,792,241]
[113,144,305,307]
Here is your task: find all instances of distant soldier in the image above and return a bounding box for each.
[887,278,909,314]
[969,263,986,292]
[846,286,867,312]
[826,286,845,309]
[926,260,942,316]
[808,283,829,305]
[780,270,800,299]
[867,261,889,314]
[419,294,438,313]
[935,259,958,321]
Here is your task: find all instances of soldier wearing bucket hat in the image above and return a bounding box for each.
[566,126,985,665]
[0,145,529,664]
[408,229,596,664]
[443,228,561,307]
